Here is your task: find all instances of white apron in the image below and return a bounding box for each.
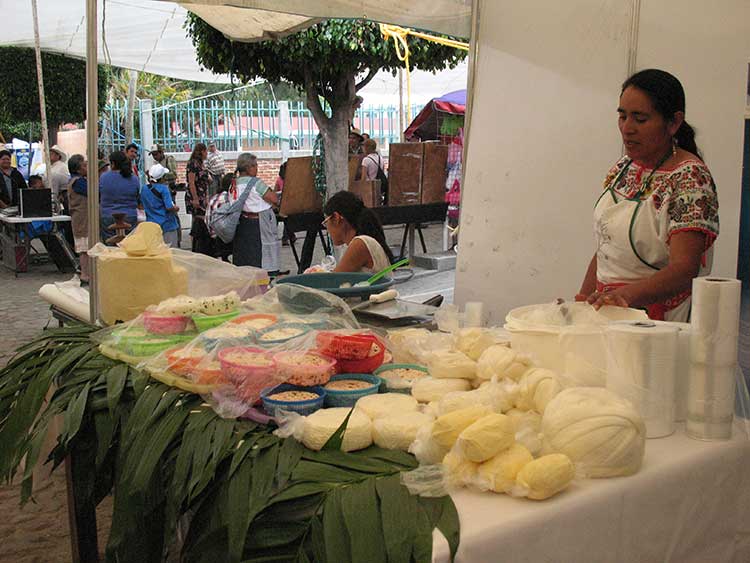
[593,159,710,322]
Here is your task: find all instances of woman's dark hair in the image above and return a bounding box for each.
[219,173,234,193]
[324,191,395,263]
[125,143,138,153]
[621,69,700,158]
[0,150,11,159]
[109,150,132,178]
[190,142,207,162]
[68,154,85,175]
[278,162,287,180]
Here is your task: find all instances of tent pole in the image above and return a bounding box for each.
[30,0,52,192]
[86,0,99,325]
[398,68,404,142]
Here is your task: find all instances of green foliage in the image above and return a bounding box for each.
[0,47,109,132]
[0,328,461,562]
[186,17,466,108]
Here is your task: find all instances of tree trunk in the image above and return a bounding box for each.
[125,70,138,143]
[320,109,351,196]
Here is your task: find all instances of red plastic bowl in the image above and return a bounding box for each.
[194,360,229,385]
[229,313,278,330]
[316,331,378,360]
[165,346,206,376]
[335,338,385,374]
[143,311,190,335]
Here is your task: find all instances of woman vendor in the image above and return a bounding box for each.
[576,69,719,322]
[322,191,394,273]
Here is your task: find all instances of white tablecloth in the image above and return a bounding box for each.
[433,427,750,563]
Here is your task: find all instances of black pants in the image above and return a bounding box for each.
[190,216,213,256]
[297,229,318,274]
[233,216,262,267]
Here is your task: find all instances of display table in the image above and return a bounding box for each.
[433,428,750,563]
[0,214,76,274]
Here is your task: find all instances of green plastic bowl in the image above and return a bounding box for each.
[192,310,240,332]
[124,335,186,357]
[323,373,382,407]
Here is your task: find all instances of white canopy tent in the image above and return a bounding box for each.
[4,1,467,104]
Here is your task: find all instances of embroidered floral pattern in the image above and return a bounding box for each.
[602,156,719,241]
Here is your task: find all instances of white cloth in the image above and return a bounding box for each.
[353,235,391,274]
[259,208,280,271]
[206,151,226,177]
[238,176,272,214]
[432,428,750,563]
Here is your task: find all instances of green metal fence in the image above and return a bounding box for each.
[99,99,419,154]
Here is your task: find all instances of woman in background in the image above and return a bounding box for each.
[185,142,212,255]
[99,150,139,243]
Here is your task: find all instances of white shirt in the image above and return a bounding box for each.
[47,160,70,197]
[352,235,391,274]
[237,176,272,213]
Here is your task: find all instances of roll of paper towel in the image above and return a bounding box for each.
[606,321,679,438]
[687,277,741,440]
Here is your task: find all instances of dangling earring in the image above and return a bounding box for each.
[672,137,678,156]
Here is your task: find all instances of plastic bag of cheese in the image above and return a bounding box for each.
[510,453,575,500]
[425,350,477,379]
[453,413,515,462]
[274,407,373,452]
[411,377,472,403]
[436,380,519,416]
[373,411,434,451]
[477,345,533,382]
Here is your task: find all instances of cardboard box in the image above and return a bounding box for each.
[387,142,448,206]
[350,180,382,207]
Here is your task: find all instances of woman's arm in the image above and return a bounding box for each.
[262,189,279,207]
[576,254,598,301]
[589,231,705,309]
[334,238,372,273]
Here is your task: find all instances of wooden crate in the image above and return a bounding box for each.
[279,156,322,216]
[421,142,449,204]
[387,143,423,206]
[350,180,382,208]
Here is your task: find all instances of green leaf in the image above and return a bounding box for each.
[61,382,91,446]
[291,460,363,484]
[321,487,351,562]
[435,496,461,561]
[303,449,400,474]
[276,438,305,489]
[321,407,353,451]
[341,478,388,563]
[227,455,254,562]
[267,481,332,506]
[376,475,417,563]
[106,363,129,413]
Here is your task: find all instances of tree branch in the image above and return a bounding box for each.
[355,67,378,92]
[304,68,329,131]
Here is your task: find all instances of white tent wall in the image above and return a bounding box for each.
[455,0,750,324]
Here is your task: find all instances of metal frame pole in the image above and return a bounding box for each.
[86,0,99,325]
[30,0,52,190]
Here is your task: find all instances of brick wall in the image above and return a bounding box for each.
[174,157,282,186]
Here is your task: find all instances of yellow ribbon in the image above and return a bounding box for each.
[379,24,469,124]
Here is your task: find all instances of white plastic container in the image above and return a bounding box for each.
[505,303,648,386]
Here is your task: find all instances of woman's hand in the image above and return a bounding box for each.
[587,286,632,310]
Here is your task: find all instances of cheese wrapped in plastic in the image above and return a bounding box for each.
[426,350,477,380]
[356,393,418,420]
[477,346,532,381]
[432,405,492,449]
[454,328,496,361]
[409,423,450,465]
[302,408,372,452]
[118,222,168,256]
[372,411,433,451]
[477,443,534,493]
[542,387,645,478]
[443,450,478,488]
[411,377,471,403]
[506,408,543,455]
[514,453,575,500]
[515,368,562,413]
[388,329,453,364]
[455,413,515,462]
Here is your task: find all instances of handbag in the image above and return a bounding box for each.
[209,177,257,244]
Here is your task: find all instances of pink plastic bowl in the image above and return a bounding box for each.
[217,346,277,387]
[274,351,337,387]
[143,312,190,335]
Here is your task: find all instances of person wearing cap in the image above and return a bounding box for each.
[47,144,71,201]
[141,164,180,247]
[148,144,177,187]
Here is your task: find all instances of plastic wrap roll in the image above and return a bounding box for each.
[687,277,742,440]
[652,321,692,422]
[606,322,679,438]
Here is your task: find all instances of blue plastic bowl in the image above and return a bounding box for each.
[374,363,429,394]
[255,322,310,346]
[322,373,382,408]
[261,384,326,418]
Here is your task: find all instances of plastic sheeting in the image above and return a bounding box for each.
[3,1,469,84]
